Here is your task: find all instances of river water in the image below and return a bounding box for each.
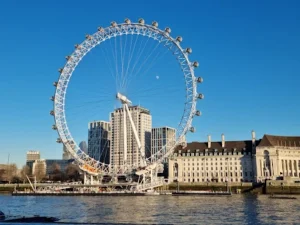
[0,194,299,224]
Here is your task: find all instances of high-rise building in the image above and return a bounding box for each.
[151,127,176,163]
[79,141,88,153]
[26,151,40,162]
[88,121,111,164]
[62,144,72,160]
[110,106,152,172]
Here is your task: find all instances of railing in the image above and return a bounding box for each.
[135,177,166,191]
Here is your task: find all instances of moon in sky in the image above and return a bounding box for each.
[156,75,159,79]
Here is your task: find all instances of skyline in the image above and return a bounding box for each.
[1,0,300,167]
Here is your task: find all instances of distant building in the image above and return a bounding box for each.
[151,127,176,163]
[254,134,300,182]
[26,151,40,162]
[62,144,72,160]
[88,121,111,164]
[110,106,152,172]
[32,159,46,179]
[79,141,88,153]
[45,159,74,175]
[27,159,74,176]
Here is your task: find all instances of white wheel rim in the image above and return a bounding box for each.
[53,22,199,175]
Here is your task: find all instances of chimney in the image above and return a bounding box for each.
[208,135,211,148]
[221,133,225,148]
[252,130,256,144]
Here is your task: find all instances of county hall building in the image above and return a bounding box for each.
[168,131,300,183]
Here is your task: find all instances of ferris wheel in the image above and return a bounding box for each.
[50,18,203,178]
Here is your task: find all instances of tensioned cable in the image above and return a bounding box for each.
[122,33,140,92]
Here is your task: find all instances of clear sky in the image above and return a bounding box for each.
[0,0,299,167]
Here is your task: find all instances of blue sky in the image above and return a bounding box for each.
[0,0,299,167]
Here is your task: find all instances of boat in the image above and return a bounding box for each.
[172,190,232,196]
[269,195,297,199]
[0,211,59,223]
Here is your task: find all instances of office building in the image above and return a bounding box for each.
[45,159,74,175]
[62,144,72,160]
[79,141,88,153]
[151,127,176,163]
[110,106,152,172]
[88,121,111,164]
[26,151,40,162]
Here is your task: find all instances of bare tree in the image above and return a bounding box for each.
[50,163,63,181]
[20,165,31,183]
[7,164,17,183]
[0,169,5,182]
[65,164,80,181]
[33,164,45,182]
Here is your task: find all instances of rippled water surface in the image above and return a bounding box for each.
[0,194,300,224]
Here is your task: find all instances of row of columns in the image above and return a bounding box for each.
[281,159,300,177]
[258,157,300,179]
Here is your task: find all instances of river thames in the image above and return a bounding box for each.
[0,194,299,224]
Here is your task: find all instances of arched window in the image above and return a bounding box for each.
[263,150,271,177]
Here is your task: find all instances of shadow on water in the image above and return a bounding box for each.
[242,194,260,225]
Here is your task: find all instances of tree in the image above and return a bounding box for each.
[65,164,80,181]
[7,164,17,183]
[20,165,31,183]
[11,176,22,184]
[50,163,63,181]
[34,166,46,182]
[0,169,5,182]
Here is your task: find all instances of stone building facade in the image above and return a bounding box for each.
[169,132,257,183]
[169,132,300,184]
[254,135,300,182]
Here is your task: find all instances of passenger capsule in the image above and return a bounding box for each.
[198,93,204,99]
[58,68,63,74]
[52,125,57,130]
[111,21,117,27]
[50,96,55,101]
[74,44,81,49]
[152,21,158,27]
[124,18,131,24]
[190,127,195,133]
[165,27,171,33]
[97,27,104,32]
[50,110,54,116]
[85,34,92,40]
[53,82,58,87]
[196,77,203,83]
[176,36,183,42]
[56,138,62,143]
[185,48,192,54]
[193,61,199,67]
[138,18,145,24]
[195,110,201,116]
